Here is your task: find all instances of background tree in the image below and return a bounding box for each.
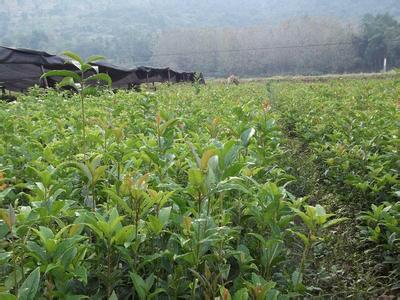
[352,14,400,72]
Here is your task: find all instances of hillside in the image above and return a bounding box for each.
[0,0,399,29]
[0,0,399,73]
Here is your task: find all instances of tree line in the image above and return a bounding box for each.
[0,11,399,77]
[151,14,400,77]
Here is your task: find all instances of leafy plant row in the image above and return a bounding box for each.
[0,77,345,299]
[274,79,399,203]
[272,78,400,292]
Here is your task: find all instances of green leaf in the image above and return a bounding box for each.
[84,73,112,86]
[200,149,217,171]
[188,143,201,168]
[291,270,304,291]
[106,189,133,214]
[248,232,266,245]
[38,226,55,240]
[62,51,84,66]
[216,179,250,194]
[158,207,172,225]
[233,288,249,300]
[112,225,134,245]
[75,265,88,285]
[84,223,104,238]
[148,288,166,299]
[323,217,349,229]
[0,209,11,230]
[41,70,80,83]
[188,168,204,188]
[208,155,219,176]
[60,247,77,269]
[82,86,98,97]
[43,146,55,162]
[241,128,256,147]
[19,267,40,300]
[220,287,232,300]
[81,63,94,73]
[147,215,163,234]
[159,118,179,135]
[145,273,155,291]
[222,140,240,167]
[0,293,17,300]
[59,162,93,184]
[130,272,147,300]
[87,55,106,64]
[315,205,326,217]
[290,230,310,247]
[57,77,76,89]
[26,241,46,262]
[109,290,118,300]
[93,165,107,184]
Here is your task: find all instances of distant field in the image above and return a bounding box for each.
[0,78,398,298]
[211,71,399,83]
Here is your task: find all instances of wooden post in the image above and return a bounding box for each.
[167,68,171,83]
[40,65,49,88]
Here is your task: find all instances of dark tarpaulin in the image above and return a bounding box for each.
[92,61,139,88]
[0,46,73,69]
[0,46,205,92]
[0,64,44,91]
[92,63,180,87]
[175,71,205,84]
[0,46,78,91]
[135,66,173,83]
[134,67,205,84]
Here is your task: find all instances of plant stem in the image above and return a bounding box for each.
[80,93,87,160]
[117,161,121,195]
[236,196,242,248]
[135,196,141,240]
[197,191,202,217]
[295,231,311,289]
[219,192,224,226]
[107,246,112,297]
[80,75,87,160]
[12,238,18,297]
[92,185,96,211]
[207,194,212,217]
[191,278,197,300]
[104,132,107,153]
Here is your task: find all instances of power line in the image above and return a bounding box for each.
[151,41,354,58]
[133,41,354,65]
[130,37,400,66]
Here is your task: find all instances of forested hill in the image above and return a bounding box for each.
[0,0,399,30]
[0,0,399,76]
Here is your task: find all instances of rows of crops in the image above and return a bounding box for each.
[272,78,400,295]
[0,78,398,298]
[273,79,399,203]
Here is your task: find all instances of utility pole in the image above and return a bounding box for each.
[383,57,387,73]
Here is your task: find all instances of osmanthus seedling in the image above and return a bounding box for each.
[41,52,112,160]
[2,76,395,298]
[290,204,348,292]
[57,154,108,211]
